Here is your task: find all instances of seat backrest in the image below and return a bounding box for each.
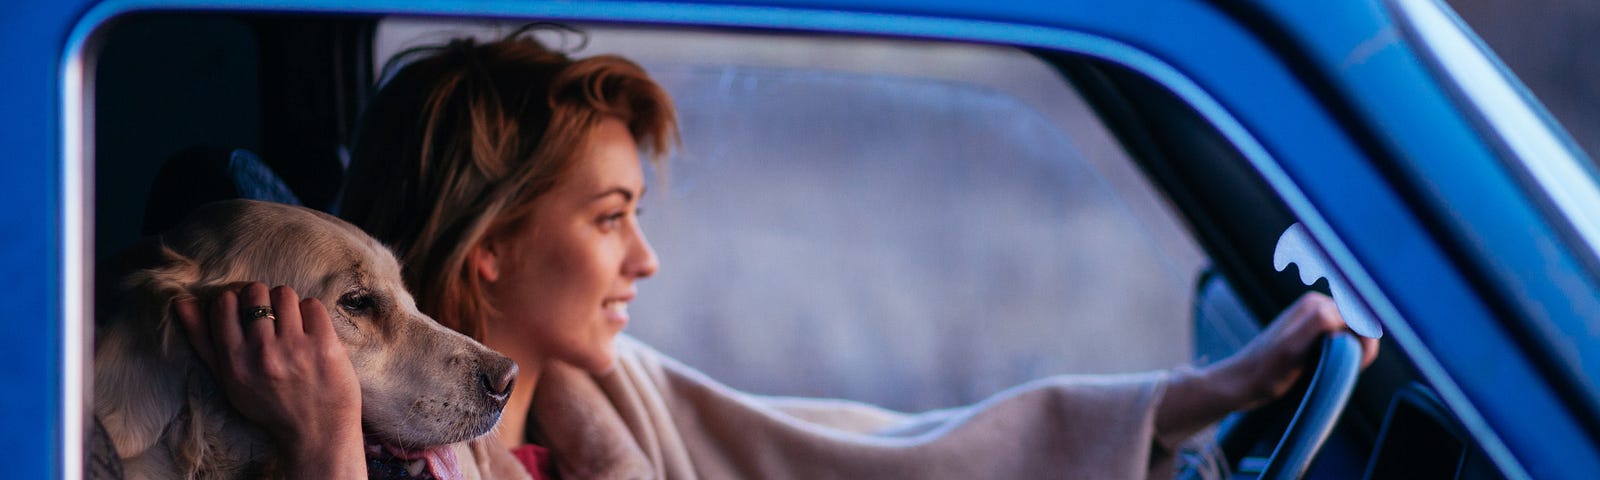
[1192,269,1261,366]
[141,147,301,235]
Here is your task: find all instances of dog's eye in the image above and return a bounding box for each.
[338,292,377,315]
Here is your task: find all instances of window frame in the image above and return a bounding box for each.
[60,1,1568,478]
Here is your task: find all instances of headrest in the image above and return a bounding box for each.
[142,148,301,235]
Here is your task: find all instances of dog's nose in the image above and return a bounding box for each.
[479,354,517,403]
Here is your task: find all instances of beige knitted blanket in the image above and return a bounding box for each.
[458,335,1180,479]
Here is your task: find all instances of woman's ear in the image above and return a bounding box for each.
[470,240,502,283]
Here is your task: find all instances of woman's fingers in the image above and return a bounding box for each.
[1293,292,1381,367]
[190,283,327,350]
[1290,293,1337,344]
[209,288,245,361]
[301,297,335,339]
[1360,336,1381,367]
[174,297,218,369]
[269,285,306,338]
[238,282,277,344]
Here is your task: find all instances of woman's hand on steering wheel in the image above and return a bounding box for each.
[1156,292,1379,445]
[1212,292,1380,411]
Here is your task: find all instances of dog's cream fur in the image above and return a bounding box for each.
[94,200,513,479]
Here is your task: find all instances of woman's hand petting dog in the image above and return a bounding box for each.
[176,282,367,479]
[1154,292,1380,444]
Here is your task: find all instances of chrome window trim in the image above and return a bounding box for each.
[61,12,100,480]
[59,2,1523,478]
[1390,0,1600,281]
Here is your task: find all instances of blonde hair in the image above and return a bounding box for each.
[340,29,677,341]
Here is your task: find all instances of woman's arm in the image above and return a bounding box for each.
[175,282,366,479]
[1154,292,1381,445]
[526,296,1376,478]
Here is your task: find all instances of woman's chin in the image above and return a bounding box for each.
[573,341,618,374]
[590,357,620,375]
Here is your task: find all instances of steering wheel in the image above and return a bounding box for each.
[1256,332,1364,480]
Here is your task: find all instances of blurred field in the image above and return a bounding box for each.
[1450,0,1600,164]
[579,31,1209,412]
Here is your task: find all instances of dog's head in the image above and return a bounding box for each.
[96,199,513,479]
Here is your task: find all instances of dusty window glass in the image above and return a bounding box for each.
[377,22,1208,411]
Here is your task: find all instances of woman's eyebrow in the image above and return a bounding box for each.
[588,186,644,203]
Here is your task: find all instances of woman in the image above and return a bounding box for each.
[182,30,1379,479]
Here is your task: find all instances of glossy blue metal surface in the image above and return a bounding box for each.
[0,0,82,477]
[6,0,1597,478]
[1238,2,1600,478]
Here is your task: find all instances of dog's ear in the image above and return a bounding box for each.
[93,236,204,463]
[139,255,202,360]
[100,237,203,350]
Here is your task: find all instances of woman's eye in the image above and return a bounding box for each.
[599,211,627,230]
[338,292,376,315]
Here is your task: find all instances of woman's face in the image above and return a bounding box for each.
[478,117,659,373]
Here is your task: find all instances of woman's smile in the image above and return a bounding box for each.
[602,295,634,326]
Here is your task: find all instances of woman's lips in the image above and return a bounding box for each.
[602,299,630,325]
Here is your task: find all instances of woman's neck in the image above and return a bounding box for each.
[489,341,544,448]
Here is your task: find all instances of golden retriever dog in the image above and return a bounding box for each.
[94,199,516,480]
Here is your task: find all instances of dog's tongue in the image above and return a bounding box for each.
[423,445,462,480]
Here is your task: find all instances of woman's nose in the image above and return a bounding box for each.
[626,223,659,279]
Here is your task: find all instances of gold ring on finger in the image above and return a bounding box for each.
[243,305,276,322]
